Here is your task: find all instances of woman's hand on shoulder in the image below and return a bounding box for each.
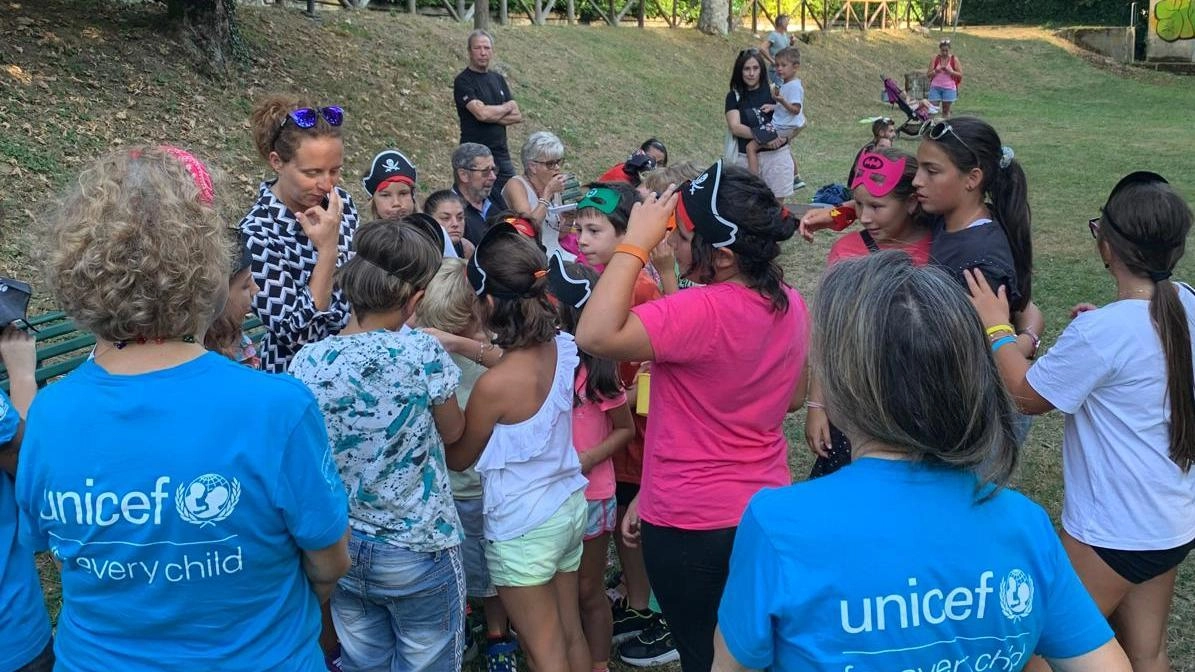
[1070,303,1099,319]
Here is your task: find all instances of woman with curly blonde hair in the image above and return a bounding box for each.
[14,146,350,672]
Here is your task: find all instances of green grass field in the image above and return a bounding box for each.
[2,2,1194,669]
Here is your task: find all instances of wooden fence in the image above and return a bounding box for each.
[296,0,959,31]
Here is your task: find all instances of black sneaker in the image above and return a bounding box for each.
[618,615,680,667]
[611,602,655,645]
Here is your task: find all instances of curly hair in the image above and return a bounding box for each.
[46,146,228,342]
[249,93,343,164]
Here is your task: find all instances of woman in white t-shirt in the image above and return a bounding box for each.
[968,171,1195,672]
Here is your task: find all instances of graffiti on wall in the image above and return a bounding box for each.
[1155,0,1195,42]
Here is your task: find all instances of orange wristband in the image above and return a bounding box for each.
[614,243,650,267]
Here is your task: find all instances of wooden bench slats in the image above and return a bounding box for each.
[1,313,266,392]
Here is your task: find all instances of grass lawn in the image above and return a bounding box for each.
[2,2,1193,669]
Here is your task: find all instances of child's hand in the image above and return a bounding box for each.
[619,495,642,548]
[804,405,831,459]
[1070,303,1099,318]
[798,208,835,242]
[650,239,675,267]
[0,325,35,382]
[623,185,679,253]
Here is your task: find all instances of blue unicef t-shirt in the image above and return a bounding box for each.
[14,353,349,672]
[1,389,52,672]
[718,458,1112,671]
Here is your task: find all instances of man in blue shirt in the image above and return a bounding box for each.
[0,325,53,672]
[452,142,508,245]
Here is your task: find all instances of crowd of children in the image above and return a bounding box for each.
[1,30,1193,672]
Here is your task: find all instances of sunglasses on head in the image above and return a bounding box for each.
[738,47,760,57]
[923,121,979,162]
[270,106,344,150]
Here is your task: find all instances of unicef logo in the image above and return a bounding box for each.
[176,474,241,528]
[999,569,1034,622]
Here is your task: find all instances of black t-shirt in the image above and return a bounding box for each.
[454,68,512,151]
[724,85,774,154]
[929,215,1023,310]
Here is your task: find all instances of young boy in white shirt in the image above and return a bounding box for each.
[746,47,805,180]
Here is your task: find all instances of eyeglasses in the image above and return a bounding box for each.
[270,106,344,150]
[532,158,565,169]
[462,165,498,174]
[738,48,760,57]
[923,121,979,162]
[1088,217,1100,239]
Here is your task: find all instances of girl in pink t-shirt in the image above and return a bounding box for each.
[575,162,809,671]
[548,254,635,672]
[808,147,930,477]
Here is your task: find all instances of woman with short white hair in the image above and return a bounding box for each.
[503,130,575,259]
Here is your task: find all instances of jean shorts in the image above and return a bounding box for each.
[584,497,617,541]
[928,85,958,102]
[332,533,465,672]
[486,490,585,587]
[454,497,497,598]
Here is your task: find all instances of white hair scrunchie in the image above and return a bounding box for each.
[999,145,1015,169]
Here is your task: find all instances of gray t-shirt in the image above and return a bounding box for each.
[766,31,788,60]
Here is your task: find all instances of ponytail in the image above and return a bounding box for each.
[1152,281,1195,472]
[988,158,1032,311]
[928,117,1033,311]
[1101,179,1195,471]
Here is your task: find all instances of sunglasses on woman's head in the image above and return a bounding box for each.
[739,48,760,57]
[271,106,345,150]
[1088,217,1100,239]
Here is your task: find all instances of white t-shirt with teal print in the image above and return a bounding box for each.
[290,327,464,553]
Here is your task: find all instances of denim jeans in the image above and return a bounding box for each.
[332,533,465,672]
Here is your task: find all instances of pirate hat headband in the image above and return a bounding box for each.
[467,221,545,299]
[674,160,739,248]
[362,149,417,196]
[545,250,592,309]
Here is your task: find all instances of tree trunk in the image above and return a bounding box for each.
[696,0,728,34]
[166,0,242,73]
[475,0,491,29]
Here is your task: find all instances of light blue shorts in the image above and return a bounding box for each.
[928,85,958,103]
[584,497,617,541]
[454,497,497,598]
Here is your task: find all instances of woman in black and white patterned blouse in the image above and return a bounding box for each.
[239,94,359,373]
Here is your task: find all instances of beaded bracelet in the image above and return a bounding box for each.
[990,335,1017,353]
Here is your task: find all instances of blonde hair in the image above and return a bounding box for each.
[46,146,228,342]
[640,161,703,194]
[415,258,479,336]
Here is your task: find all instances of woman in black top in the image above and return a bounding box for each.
[724,49,795,204]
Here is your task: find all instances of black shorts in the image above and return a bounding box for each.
[1092,537,1195,584]
[615,481,640,509]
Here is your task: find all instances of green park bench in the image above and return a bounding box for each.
[0,312,267,392]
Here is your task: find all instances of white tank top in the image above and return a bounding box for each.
[476,333,588,541]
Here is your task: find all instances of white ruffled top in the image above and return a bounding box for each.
[476,332,588,541]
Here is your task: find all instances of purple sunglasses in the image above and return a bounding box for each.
[270,106,344,149]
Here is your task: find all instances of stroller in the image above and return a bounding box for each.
[881,76,934,138]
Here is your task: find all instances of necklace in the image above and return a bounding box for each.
[112,335,198,349]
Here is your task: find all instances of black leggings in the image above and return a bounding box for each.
[641,522,737,672]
